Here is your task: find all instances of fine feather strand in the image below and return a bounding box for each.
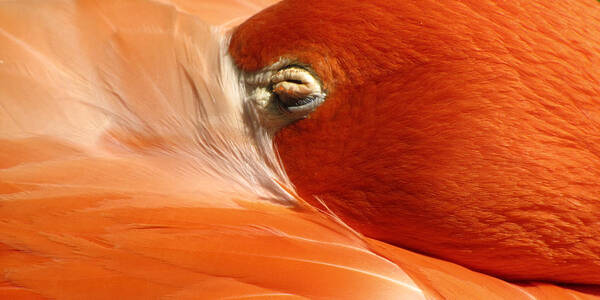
[0,0,292,203]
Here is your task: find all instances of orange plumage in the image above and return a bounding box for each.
[231,0,600,284]
[0,0,599,299]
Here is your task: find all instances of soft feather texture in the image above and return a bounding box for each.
[230,0,600,284]
[0,0,423,298]
[0,0,291,202]
[0,0,599,299]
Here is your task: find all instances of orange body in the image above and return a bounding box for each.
[231,0,600,284]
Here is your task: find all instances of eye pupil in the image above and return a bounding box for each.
[276,94,315,109]
[285,79,304,84]
[292,95,317,107]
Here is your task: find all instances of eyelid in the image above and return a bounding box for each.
[273,81,314,98]
[271,67,323,102]
[272,67,318,86]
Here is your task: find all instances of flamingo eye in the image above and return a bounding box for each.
[270,67,325,114]
[243,60,326,129]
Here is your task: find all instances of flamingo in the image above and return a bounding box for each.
[0,0,599,299]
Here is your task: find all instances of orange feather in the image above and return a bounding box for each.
[1,0,599,299]
[231,0,600,284]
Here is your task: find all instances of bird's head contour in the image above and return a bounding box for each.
[229,0,600,284]
[229,0,456,247]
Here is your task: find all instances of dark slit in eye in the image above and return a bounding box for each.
[279,95,316,109]
[285,79,304,84]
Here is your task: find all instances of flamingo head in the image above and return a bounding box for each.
[229,0,600,284]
